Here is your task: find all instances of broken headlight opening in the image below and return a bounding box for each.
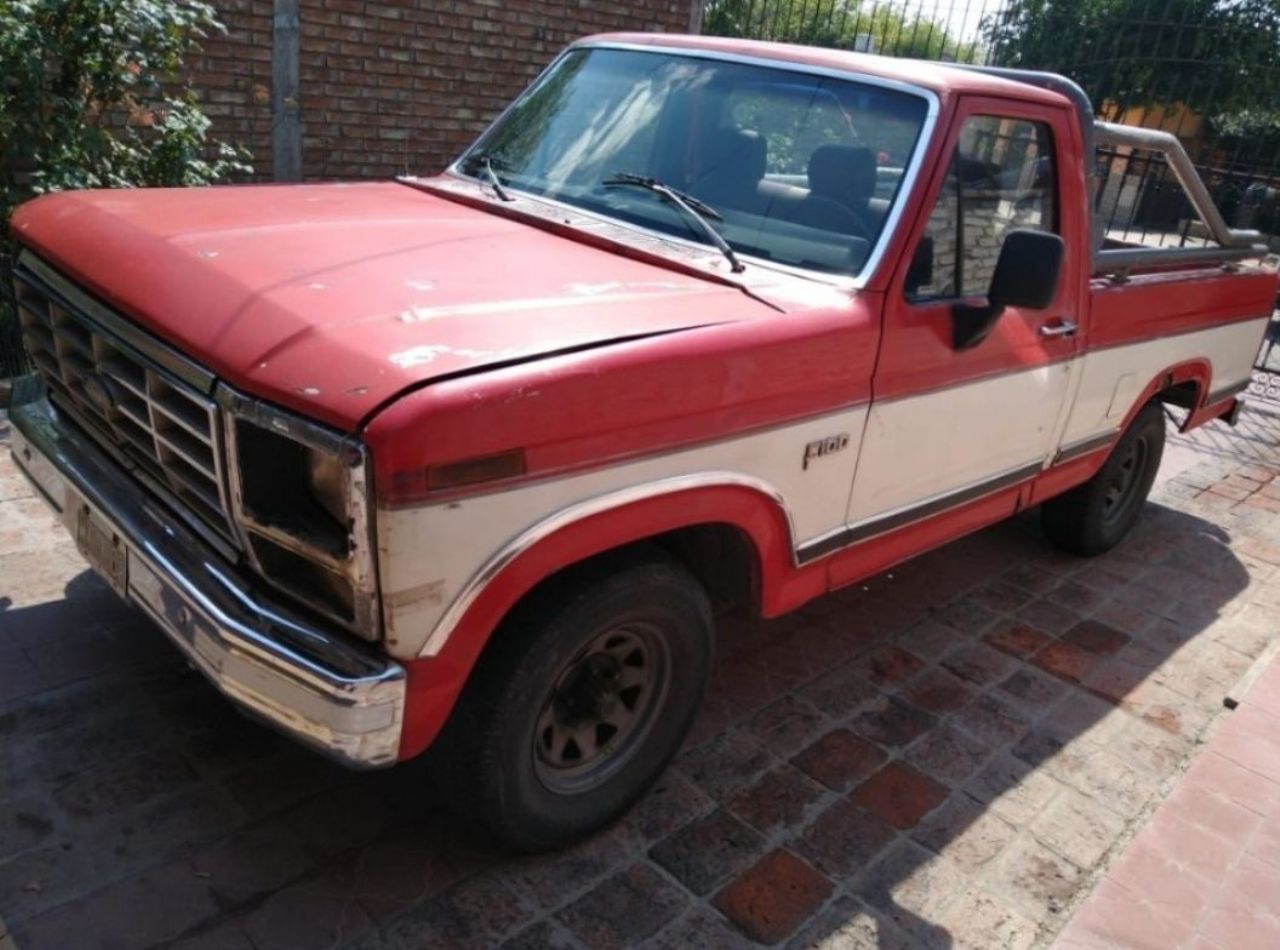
[220,389,380,640]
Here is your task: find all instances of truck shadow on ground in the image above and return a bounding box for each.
[0,498,1260,949]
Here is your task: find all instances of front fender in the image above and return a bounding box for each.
[394,477,820,760]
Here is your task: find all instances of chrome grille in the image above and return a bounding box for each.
[13,269,234,538]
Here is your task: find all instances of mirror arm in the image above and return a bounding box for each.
[951,301,1005,350]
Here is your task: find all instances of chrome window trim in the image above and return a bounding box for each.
[417,471,797,656]
[444,41,942,290]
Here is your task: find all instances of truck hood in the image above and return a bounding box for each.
[12,182,767,430]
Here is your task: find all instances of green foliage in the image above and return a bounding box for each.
[983,0,1280,116]
[1208,108,1280,153]
[704,0,980,63]
[0,0,251,377]
[0,0,251,221]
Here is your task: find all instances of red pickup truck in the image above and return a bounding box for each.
[9,34,1277,849]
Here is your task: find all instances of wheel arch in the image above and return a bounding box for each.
[397,475,813,759]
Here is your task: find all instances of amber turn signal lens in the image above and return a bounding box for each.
[425,449,526,490]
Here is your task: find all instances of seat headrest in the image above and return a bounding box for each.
[808,145,876,207]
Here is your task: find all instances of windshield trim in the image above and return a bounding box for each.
[448,41,942,290]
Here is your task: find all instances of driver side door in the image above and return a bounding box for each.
[841,97,1085,545]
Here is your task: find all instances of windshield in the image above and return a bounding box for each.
[457,47,931,278]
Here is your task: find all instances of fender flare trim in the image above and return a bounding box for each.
[417,472,797,656]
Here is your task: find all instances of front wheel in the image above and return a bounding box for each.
[437,550,714,851]
[1041,401,1166,556]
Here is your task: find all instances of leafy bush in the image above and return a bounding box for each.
[0,0,252,379]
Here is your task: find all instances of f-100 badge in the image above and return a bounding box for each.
[803,433,849,470]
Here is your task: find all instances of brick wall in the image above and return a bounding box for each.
[188,0,696,182]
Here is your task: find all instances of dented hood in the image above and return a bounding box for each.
[12,182,766,430]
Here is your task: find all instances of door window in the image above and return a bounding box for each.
[908,116,1057,299]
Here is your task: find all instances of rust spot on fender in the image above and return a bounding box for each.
[387,579,446,610]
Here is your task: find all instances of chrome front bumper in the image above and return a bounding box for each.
[8,385,406,768]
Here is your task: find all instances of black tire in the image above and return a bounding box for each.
[436,549,714,851]
[1042,401,1166,556]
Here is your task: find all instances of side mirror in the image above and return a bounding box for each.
[952,229,1064,350]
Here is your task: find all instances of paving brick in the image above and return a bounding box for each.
[897,618,966,656]
[649,809,764,897]
[795,663,880,719]
[168,919,255,950]
[184,826,312,907]
[932,597,1000,636]
[363,873,528,950]
[727,766,825,833]
[904,722,994,785]
[622,771,716,844]
[794,799,896,878]
[942,642,1008,686]
[674,730,773,802]
[743,695,828,755]
[851,696,935,749]
[50,748,199,818]
[0,800,56,861]
[783,894,916,950]
[903,666,975,713]
[1031,640,1100,683]
[940,888,1038,950]
[557,864,688,950]
[1045,579,1109,614]
[242,874,374,950]
[969,579,1036,613]
[950,693,1030,747]
[281,784,395,859]
[852,762,948,830]
[912,793,1017,872]
[1062,620,1131,656]
[984,622,1053,658]
[1016,599,1083,636]
[499,919,582,950]
[998,665,1068,711]
[987,834,1084,921]
[16,861,219,950]
[714,850,832,945]
[855,839,964,944]
[1001,563,1060,595]
[967,753,1067,826]
[791,729,887,792]
[640,905,755,949]
[857,645,926,687]
[1029,788,1127,868]
[343,823,481,921]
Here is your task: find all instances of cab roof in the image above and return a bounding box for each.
[578,33,1071,110]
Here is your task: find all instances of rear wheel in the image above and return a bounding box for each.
[1041,401,1166,556]
[437,550,714,851]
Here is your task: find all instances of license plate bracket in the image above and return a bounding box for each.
[74,497,128,597]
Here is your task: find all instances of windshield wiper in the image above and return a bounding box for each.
[603,173,744,273]
[465,153,514,202]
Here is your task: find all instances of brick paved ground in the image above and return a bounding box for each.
[2,389,1280,950]
[1056,653,1280,950]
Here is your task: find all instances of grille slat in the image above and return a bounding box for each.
[15,273,235,542]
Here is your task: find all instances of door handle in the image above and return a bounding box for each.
[1039,319,1078,338]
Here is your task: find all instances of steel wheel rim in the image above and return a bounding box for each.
[1101,434,1149,528]
[532,622,670,794]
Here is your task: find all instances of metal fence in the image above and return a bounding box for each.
[702,0,1280,252]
